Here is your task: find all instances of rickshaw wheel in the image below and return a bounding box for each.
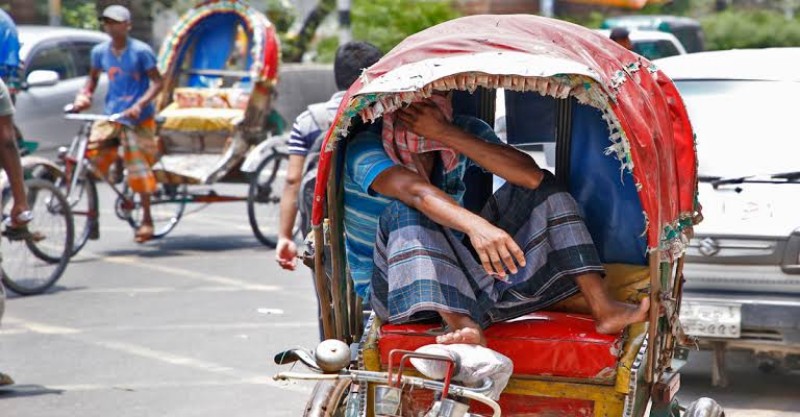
[119,183,188,239]
[683,397,724,417]
[52,170,98,257]
[303,379,352,417]
[247,152,299,247]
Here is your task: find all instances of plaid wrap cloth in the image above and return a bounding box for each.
[88,119,158,194]
[382,95,460,173]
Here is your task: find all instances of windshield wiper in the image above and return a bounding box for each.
[710,176,750,188]
[708,172,800,189]
[771,171,800,181]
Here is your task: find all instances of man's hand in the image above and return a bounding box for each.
[72,94,92,112]
[467,219,526,280]
[396,101,455,141]
[123,103,143,120]
[276,236,298,271]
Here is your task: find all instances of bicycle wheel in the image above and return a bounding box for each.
[54,169,98,257]
[119,182,188,239]
[2,179,74,295]
[247,151,297,247]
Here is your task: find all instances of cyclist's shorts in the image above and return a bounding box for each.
[88,119,158,194]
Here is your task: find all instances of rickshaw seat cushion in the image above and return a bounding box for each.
[159,105,244,132]
[172,87,250,110]
[378,311,622,381]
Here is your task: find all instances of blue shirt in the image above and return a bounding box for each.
[91,39,157,125]
[343,116,500,299]
[0,9,20,88]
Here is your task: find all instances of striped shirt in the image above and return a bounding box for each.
[343,116,499,299]
[288,91,345,156]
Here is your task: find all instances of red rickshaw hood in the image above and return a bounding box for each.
[313,14,698,255]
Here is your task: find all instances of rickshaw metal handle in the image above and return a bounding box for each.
[387,349,457,397]
[273,370,501,417]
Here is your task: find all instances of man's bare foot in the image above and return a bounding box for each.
[134,223,154,243]
[435,327,486,346]
[594,297,650,335]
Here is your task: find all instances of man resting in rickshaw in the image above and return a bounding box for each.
[344,95,650,346]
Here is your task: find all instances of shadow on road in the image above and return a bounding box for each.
[92,234,269,258]
[0,384,64,398]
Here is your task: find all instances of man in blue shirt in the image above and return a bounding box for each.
[0,9,21,97]
[345,99,650,346]
[72,5,163,243]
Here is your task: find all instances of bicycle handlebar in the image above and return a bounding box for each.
[63,104,124,123]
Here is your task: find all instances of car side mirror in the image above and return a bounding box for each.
[25,70,60,88]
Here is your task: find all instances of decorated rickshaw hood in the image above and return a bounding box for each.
[313,14,699,256]
[157,0,279,86]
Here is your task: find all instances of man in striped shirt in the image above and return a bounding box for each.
[276,41,382,271]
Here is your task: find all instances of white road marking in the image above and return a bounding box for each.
[98,255,277,291]
[6,317,311,394]
[45,377,314,393]
[2,319,318,334]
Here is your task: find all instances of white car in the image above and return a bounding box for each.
[14,25,109,155]
[595,29,687,60]
[656,48,800,385]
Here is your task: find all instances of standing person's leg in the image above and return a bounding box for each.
[0,253,12,386]
[121,120,158,243]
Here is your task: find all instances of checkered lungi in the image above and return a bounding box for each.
[87,119,158,194]
[370,172,605,328]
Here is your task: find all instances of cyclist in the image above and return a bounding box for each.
[0,78,31,386]
[275,41,382,271]
[71,5,163,243]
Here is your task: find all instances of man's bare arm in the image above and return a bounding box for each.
[72,68,102,111]
[397,102,544,189]
[136,67,163,109]
[371,166,525,278]
[275,154,306,271]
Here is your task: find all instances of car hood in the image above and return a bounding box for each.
[695,182,800,237]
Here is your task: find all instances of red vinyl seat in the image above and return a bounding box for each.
[378,311,623,381]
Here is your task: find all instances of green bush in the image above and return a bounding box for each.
[351,0,460,53]
[702,10,800,50]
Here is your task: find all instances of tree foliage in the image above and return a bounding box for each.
[701,10,800,49]
[351,0,460,54]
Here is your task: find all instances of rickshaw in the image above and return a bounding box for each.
[58,0,288,253]
[274,15,722,417]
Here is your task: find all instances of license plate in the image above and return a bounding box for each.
[680,301,742,338]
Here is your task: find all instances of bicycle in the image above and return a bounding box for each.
[57,109,187,256]
[1,177,74,295]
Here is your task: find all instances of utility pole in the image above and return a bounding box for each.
[338,0,351,44]
[48,0,62,26]
[540,0,555,17]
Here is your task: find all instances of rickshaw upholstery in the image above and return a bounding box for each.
[160,87,249,131]
[371,263,649,383]
[154,88,251,184]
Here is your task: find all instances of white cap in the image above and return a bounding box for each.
[101,5,131,22]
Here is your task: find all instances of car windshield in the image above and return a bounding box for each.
[674,80,799,179]
[634,40,680,60]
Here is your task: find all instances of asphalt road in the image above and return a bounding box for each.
[1,184,798,416]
